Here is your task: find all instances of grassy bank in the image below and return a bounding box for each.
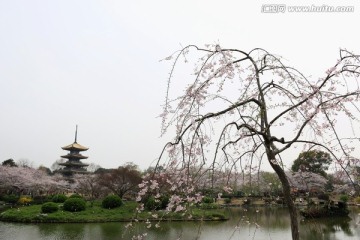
[0,201,227,223]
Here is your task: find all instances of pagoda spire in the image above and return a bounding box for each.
[74,125,78,143]
[60,126,89,177]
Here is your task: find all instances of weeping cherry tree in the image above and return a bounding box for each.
[138,45,360,240]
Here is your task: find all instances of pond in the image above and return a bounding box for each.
[0,207,359,240]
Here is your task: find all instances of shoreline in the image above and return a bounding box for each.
[0,201,228,223]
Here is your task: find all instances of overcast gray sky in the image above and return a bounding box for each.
[0,0,359,170]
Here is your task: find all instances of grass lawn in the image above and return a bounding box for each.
[0,201,228,223]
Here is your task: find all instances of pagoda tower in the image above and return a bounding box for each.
[59,126,89,176]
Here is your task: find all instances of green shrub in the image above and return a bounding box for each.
[32,195,51,204]
[202,196,214,204]
[222,191,234,198]
[45,195,55,202]
[234,191,244,197]
[204,212,226,220]
[145,196,158,210]
[144,195,169,210]
[340,195,349,203]
[41,202,59,213]
[3,194,19,204]
[102,195,123,209]
[224,198,231,204]
[69,194,83,199]
[63,198,86,212]
[160,195,169,209]
[355,196,360,204]
[52,194,67,203]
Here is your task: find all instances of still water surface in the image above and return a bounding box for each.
[0,207,359,240]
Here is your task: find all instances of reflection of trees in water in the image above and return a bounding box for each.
[38,222,125,239]
[131,221,206,240]
[300,207,360,240]
[227,207,290,229]
[349,209,360,237]
[38,223,86,239]
[98,222,124,239]
[300,217,352,240]
[31,207,360,240]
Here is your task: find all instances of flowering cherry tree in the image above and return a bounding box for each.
[140,45,360,240]
[0,166,68,195]
[287,171,328,193]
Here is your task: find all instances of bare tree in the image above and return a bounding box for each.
[152,45,360,240]
[16,158,33,168]
[75,174,106,206]
[97,163,142,199]
[51,159,65,172]
[38,165,52,175]
[86,162,101,173]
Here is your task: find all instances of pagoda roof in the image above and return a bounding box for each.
[61,153,88,159]
[59,161,89,167]
[62,142,89,151]
[58,169,90,174]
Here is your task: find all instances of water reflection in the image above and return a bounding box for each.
[301,217,352,240]
[38,223,86,239]
[97,222,124,239]
[0,207,359,240]
[299,208,360,240]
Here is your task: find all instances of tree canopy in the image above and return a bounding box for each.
[291,150,332,177]
[97,162,142,198]
[2,159,17,167]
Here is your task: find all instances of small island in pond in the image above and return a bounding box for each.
[0,194,227,223]
[300,200,350,219]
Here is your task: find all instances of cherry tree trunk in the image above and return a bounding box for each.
[272,163,299,240]
[266,149,299,240]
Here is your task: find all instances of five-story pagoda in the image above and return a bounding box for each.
[59,126,89,176]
